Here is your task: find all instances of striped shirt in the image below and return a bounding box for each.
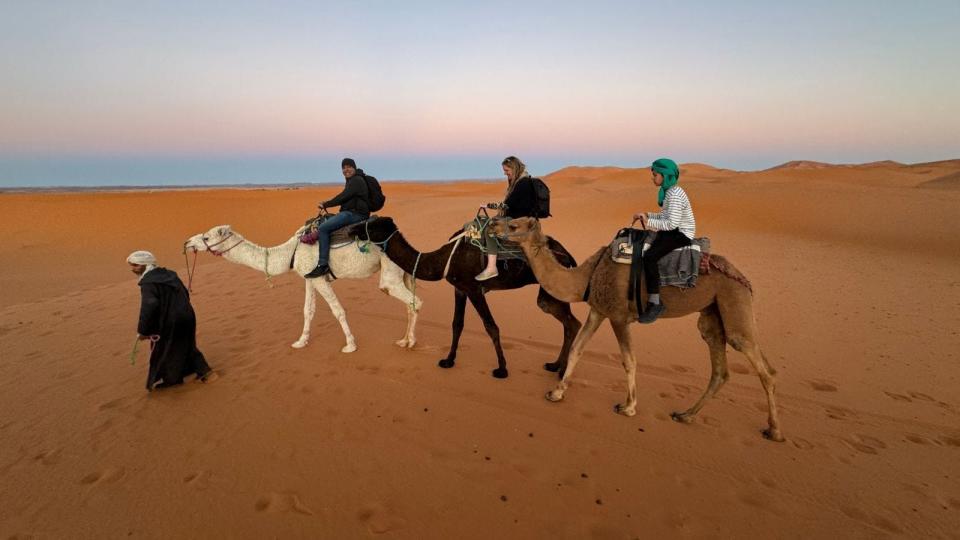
[646,185,696,239]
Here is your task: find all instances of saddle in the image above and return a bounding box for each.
[299,215,374,246]
[464,215,525,261]
[606,228,712,319]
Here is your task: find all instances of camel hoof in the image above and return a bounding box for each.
[438,358,455,369]
[543,362,560,373]
[545,390,564,402]
[762,428,786,442]
[394,339,409,348]
[670,411,694,424]
[341,343,357,353]
[291,339,308,349]
[614,404,636,417]
[492,368,509,379]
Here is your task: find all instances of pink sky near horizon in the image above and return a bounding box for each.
[1,2,958,168]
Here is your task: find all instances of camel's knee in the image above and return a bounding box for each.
[379,286,389,295]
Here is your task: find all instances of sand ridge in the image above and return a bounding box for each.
[2,161,959,538]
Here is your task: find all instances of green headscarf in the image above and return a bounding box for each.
[651,158,679,207]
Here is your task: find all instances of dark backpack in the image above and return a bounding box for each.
[361,174,386,212]
[530,177,551,218]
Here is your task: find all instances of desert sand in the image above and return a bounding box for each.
[1,161,959,538]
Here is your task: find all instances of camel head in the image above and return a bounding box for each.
[490,217,544,246]
[355,216,398,243]
[184,225,242,254]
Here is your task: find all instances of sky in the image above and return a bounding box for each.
[1,0,958,186]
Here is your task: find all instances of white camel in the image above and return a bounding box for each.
[184,224,421,353]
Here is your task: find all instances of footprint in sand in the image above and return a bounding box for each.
[841,434,887,455]
[183,470,211,489]
[791,437,815,450]
[883,391,912,402]
[808,380,838,392]
[79,467,126,485]
[908,391,935,401]
[839,505,903,534]
[939,435,960,448]
[34,449,61,466]
[905,433,934,445]
[357,503,408,534]
[825,406,859,421]
[98,397,129,411]
[254,492,314,515]
[671,364,693,374]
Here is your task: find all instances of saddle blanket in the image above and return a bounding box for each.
[611,231,710,289]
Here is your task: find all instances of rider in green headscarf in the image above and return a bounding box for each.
[651,158,679,207]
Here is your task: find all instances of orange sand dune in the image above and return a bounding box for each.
[2,163,960,538]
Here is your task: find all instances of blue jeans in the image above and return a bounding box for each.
[316,211,367,266]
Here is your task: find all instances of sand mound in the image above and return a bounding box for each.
[917,171,960,190]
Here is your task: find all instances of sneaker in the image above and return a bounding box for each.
[475,267,499,281]
[637,302,665,324]
[304,264,330,279]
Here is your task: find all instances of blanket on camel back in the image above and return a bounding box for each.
[610,228,711,289]
[299,214,377,246]
[464,216,525,261]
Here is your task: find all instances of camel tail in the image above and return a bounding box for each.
[708,254,753,294]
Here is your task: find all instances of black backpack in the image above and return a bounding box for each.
[361,173,386,212]
[530,177,551,218]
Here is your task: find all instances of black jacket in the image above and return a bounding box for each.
[322,169,371,216]
[502,177,537,219]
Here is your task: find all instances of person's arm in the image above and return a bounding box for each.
[321,177,364,209]
[137,284,161,336]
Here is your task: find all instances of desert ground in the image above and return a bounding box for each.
[1,160,959,538]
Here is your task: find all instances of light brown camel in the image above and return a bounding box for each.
[490,217,783,441]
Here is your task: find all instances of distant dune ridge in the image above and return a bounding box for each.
[1,158,959,538]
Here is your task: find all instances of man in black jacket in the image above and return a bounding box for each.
[304,158,372,278]
[127,250,214,391]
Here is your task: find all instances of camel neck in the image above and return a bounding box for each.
[384,232,456,281]
[518,236,601,303]
[224,236,298,277]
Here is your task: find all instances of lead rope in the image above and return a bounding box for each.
[183,249,198,292]
[410,252,422,311]
[129,335,160,365]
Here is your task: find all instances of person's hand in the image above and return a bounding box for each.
[486,202,501,209]
[138,334,151,341]
[633,213,647,229]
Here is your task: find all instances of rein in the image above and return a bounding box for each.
[129,334,160,365]
[203,232,244,256]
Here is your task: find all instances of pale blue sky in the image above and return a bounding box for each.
[1,1,958,186]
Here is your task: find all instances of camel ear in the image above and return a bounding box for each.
[217,225,232,236]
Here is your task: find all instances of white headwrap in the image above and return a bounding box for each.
[126,250,156,265]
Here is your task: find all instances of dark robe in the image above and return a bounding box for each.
[136,267,211,390]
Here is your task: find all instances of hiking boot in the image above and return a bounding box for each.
[304,264,330,279]
[475,267,499,281]
[637,302,665,324]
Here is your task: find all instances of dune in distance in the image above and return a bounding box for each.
[1,159,959,538]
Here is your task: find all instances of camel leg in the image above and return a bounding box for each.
[547,308,606,402]
[291,279,317,349]
[464,289,509,379]
[378,263,420,349]
[311,278,357,353]
[438,289,468,369]
[727,333,784,442]
[672,305,729,423]
[536,287,582,378]
[610,320,638,416]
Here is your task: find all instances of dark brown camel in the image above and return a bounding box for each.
[357,216,581,379]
